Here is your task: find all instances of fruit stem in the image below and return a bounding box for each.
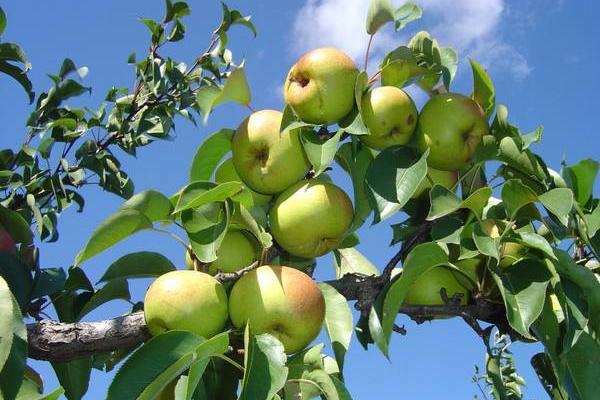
[364,34,374,72]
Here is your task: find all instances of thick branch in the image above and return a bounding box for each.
[27,312,149,362]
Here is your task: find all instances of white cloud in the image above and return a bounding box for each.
[291,0,532,79]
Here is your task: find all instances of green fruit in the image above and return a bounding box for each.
[144,270,228,338]
[412,167,458,198]
[359,86,418,150]
[404,266,471,310]
[229,265,325,354]
[215,158,272,206]
[284,48,358,125]
[232,110,310,194]
[453,257,485,289]
[269,179,353,258]
[209,230,260,274]
[416,93,489,171]
[499,242,528,268]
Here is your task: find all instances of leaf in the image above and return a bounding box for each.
[538,188,573,226]
[196,67,251,124]
[427,186,492,221]
[561,332,600,400]
[30,268,67,299]
[501,179,538,220]
[51,358,91,400]
[365,0,394,35]
[240,331,288,400]
[108,331,205,400]
[530,353,568,400]
[189,129,235,182]
[470,59,495,119]
[333,247,379,279]
[174,181,243,214]
[492,258,552,338]
[335,143,374,230]
[98,252,176,283]
[472,221,500,260]
[0,7,5,36]
[381,243,448,351]
[564,159,598,206]
[181,185,230,263]
[516,232,556,261]
[75,209,153,265]
[0,204,33,244]
[317,283,353,373]
[77,279,131,319]
[393,2,422,30]
[0,60,34,102]
[301,129,343,177]
[0,254,33,312]
[120,190,174,222]
[365,146,428,223]
[0,276,23,372]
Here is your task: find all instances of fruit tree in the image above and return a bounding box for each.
[0,1,599,399]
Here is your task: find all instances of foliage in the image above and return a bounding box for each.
[0,1,598,400]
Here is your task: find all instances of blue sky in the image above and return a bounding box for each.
[2,0,599,399]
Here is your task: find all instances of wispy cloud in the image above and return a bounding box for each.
[291,0,533,79]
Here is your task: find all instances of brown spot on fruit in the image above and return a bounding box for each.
[407,113,415,125]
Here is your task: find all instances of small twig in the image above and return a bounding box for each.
[364,34,374,72]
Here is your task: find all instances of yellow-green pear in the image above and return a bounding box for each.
[269,179,353,258]
[209,230,260,274]
[404,266,472,311]
[229,265,325,354]
[144,270,228,338]
[360,86,418,150]
[416,93,489,171]
[412,167,458,198]
[284,48,358,125]
[215,158,272,206]
[232,110,310,194]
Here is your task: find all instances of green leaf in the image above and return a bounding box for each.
[381,243,448,351]
[51,358,91,400]
[189,129,234,182]
[317,283,353,373]
[196,357,241,400]
[492,258,551,338]
[174,181,243,214]
[0,8,6,36]
[120,190,174,222]
[0,276,23,372]
[195,67,251,124]
[366,0,394,35]
[301,129,343,177]
[333,247,379,279]
[30,268,67,299]
[564,159,598,206]
[0,60,34,102]
[181,184,230,263]
[75,209,153,265]
[561,332,600,400]
[538,188,573,226]
[335,143,374,230]
[365,146,428,223]
[427,186,492,221]
[0,205,33,245]
[393,2,422,30]
[108,331,204,400]
[470,59,495,118]
[98,252,176,283]
[501,179,538,220]
[516,232,556,261]
[472,221,500,260]
[0,254,33,312]
[240,331,288,400]
[77,279,130,319]
[530,353,568,400]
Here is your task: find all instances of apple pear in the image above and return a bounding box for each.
[269,179,353,258]
[228,265,325,354]
[0,228,16,255]
[232,110,310,194]
[404,266,471,310]
[412,167,458,198]
[359,86,418,150]
[209,230,260,274]
[416,93,489,171]
[144,270,228,338]
[284,48,358,125]
[499,242,529,268]
[215,158,272,206]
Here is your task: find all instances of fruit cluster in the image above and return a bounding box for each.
[144,46,502,353]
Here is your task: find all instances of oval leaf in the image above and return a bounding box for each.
[98,252,176,283]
